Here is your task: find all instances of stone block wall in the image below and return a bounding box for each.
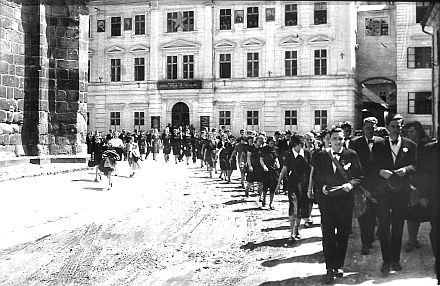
[0,0,88,157]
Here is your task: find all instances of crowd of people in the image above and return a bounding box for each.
[86,115,438,285]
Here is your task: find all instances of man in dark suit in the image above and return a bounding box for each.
[340,121,353,150]
[374,114,417,275]
[349,117,383,255]
[311,127,364,284]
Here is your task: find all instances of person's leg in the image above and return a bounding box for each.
[390,199,407,266]
[95,166,99,181]
[107,171,112,190]
[406,220,421,251]
[320,202,338,271]
[334,198,354,271]
[245,181,252,197]
[377,198,393,272]
[257,182,263,202]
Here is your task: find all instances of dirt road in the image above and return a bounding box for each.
[0,160,436,285]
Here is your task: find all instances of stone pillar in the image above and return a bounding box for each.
[1,0,88,157]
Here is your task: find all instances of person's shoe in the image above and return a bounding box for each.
[304,221,313,228]
[288,236,296,245]
[294,233,301,240]
[380,262,390,276]
[391,262,402,271]
[323,269,335,284]
[94,178,99,182]
[269,205,275,210]
[405,242,414,252]
[333,268,344,278]
[262,200,266,207]
[361,245,370,255]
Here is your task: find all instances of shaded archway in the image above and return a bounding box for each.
[172,102,189,128]
[360,77,396,126]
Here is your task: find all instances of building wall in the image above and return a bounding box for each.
[395,2,433,134]
[87,0,359,135]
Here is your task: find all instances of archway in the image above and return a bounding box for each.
[172,102,190,128]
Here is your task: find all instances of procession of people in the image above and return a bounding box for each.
[86,114,439,285]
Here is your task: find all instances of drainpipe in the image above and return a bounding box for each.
[421,22,435,137]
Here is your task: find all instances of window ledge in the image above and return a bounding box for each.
[243,27,263,31]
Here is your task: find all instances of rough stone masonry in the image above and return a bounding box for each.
[0,0,88,157]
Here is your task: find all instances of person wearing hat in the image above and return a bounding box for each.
[374,113,417,275]
[310,127,364,284]
[349,117,383,255]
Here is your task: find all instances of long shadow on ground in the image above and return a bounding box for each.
[241,237,322,251]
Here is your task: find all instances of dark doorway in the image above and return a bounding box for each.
[172,102,190,128]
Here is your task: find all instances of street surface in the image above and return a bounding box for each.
[0,158,437,285]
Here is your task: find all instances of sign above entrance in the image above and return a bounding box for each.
[157,80,203,90]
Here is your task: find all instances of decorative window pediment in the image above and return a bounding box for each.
[280,35,303,47]
[241,38,265,49]
[308,35,332,45]
[214,39,236,50]
[129,44,150,54]
[160,39,201,51]
[105,45,125,54]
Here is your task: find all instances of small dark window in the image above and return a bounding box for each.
[314,2,327,25]
[110,59,121,82]
[285,110,298,127]
[183,11,195,31]
[314,110,327,130]
[407,47,431,69]
[285,51,297,76]
[247,52,259,78]
[134,112,145,130]
[247,7,259,28]
[247,111,259,127]
[183,55,194,79]
[365,17,389,36]
[408,92,432,114]
[134,57,145,81]
[134,15,145,35]
[111,17,121,36]
[285,4,298,26]
[110,112,121,129]
[416,2,429,23]
[219,111,231,126]
[219,53,231,79]
[167,12,178,32]
[167,56,178,79]
[314,49,327,75]
[220,9,232,30]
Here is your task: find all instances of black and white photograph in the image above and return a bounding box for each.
[0,1,439,286]
[124,17,132,30]
[97,19,105,32]
[266,7,275,22]
[234,9,244,24]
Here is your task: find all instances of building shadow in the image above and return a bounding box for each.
[261,225,290,232]
[263,216,289,222]
[223,199,252,206]
[233,207,263,213]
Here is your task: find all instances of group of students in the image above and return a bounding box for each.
[87,115,438,284]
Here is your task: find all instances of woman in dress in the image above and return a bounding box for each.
[99,149,119,190]
[260,136,280,209]
[245,135,264,198]
[172,129,182,164]
[91,134,105,182]
[225,135,237,183]
[127,135,141,178]
[138,131,146,161]
[162,130,172,162]
[203,132,217,178]
[217,135,228,180]
[151,129,160,161]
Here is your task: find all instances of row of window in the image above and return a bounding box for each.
[91,2,430,38]
[106,110,329,130]
[93,46,430,82]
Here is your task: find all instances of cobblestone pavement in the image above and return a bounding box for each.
[0,157,436,286]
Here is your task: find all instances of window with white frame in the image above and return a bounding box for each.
[183,55,194,79]
[166,56,178,79]
[110,112,121,130]
[134,15,146,35]
[167,11,194,32]
[314,110,327,130]
[134,112,145,130]
[247,7,259,28]
[285,110,298,129]
[285,4,298,26]
[111,17,121,36]
[314,49,327,75]
[219,53,231,78]
[183,11,194,31]
[247,52,259,78]
[134,57,145,81]
[219,111,231,128]
[220,9,232,30]
[408,92,432,114]
[285,51,297,76]
[314,2,327,25]
[365,17,389,36]
[247,110,259,129]
[407,47,431,69]
[111,59,121,82]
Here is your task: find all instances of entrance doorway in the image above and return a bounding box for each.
[172,102,190,128]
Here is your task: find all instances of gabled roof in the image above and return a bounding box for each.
[214,39,236,50]
[105,45,125,54]
[279,35,303,47]
[160,39,201,51]
[129,44,150,53]
[241,38,265,48]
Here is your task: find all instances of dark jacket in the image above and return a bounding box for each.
[374,136,417,201]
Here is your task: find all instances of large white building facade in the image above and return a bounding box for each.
[87,0,360,134]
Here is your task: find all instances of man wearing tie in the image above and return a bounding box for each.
[374,114,417,275]
[341,121,353,150]
[349,117,383,255]
[311,127,364,284]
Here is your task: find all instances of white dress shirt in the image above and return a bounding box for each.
[292,148,305,159]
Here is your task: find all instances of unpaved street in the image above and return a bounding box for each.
[0,159,437,285]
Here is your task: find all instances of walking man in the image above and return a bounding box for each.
[374,113,417,275]
[311,127,364,284]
